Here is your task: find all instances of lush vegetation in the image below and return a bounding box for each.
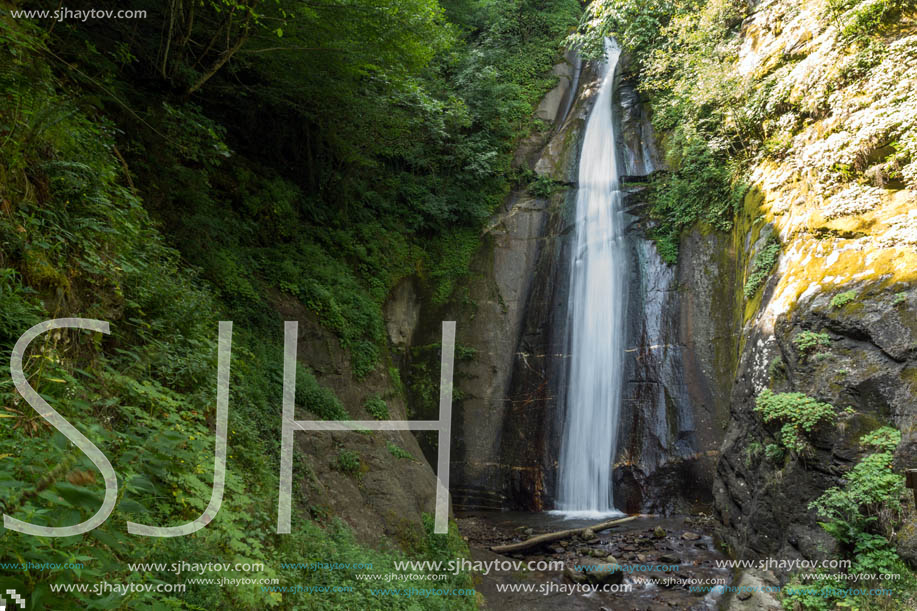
[830,290,859,309]
[0,0,581,607]
[783,427,917,609]
[569,0,752,261]
[754,390,837,456]
[364,396,389,421]
[567,0,917,260]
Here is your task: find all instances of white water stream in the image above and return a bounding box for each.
[553,39,627,519]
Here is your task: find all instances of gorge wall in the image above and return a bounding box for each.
[396,0,917,572]
[400,50,731,516]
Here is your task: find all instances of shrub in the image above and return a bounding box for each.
[785,426,917,609]
[830,290,858,309]
[296,362,349,420]
[364,395,389,420]
[793,330,831,354]
[754,389,837,455]
[764,443,785,463]
[336,450,361,475]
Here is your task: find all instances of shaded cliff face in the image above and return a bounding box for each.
[613,73,734,515]
[415,51,730,514]
[708,0,917,566]
[273,292,439,546]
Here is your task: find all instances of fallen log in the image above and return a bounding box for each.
[490,515,638,554]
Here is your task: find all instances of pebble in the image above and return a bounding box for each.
[654,526,666,538]
[681,531,701,541]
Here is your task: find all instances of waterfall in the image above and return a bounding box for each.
[553,39,627,519]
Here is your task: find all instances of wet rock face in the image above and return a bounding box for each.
[402,64,601,512]
[431,58,733,514]
[613,74,733,515]
[716,284,917,563]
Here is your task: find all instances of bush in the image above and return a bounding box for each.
[364,395,389,420]
[793,330,832,354]
[387,442,414,460]
[648,139,745,263]
[336,450,361,475]
[296,362,349,420]
[784,427,917,609]
[754,389,837,455]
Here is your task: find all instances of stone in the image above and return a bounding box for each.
[584,563,623,585]
[681,531,701,541]
[606,555,618,564]
[657,554,680,564]
[563,566,586,584]
[524,528,534,536]
[895,519,917,567]
[724,569,781,610]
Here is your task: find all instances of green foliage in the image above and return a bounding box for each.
[0,269,42,345]
[831,290,858,309]
[764,443,785,463]
[754,389,837,455]
[810,427,903,543]
[893,291,908,306]
[295,362,349,420]
[743,236,781,299]
[793,330,832,354]
[336,450,361,475]
[387,442,415,461]
[364,395,389,420]
[0,15,486,607]
[529,174,562,197]
[649,139,746,263]
[840,0,917,41]
[784,427,916,609]
[276,518,474,610]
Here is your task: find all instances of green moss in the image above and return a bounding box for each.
[743,235,781,299]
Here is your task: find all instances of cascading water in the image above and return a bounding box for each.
[553,39,627,519]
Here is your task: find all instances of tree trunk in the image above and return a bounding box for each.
[490,515,637,554]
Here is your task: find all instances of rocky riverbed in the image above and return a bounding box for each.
[457,512,747,610]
